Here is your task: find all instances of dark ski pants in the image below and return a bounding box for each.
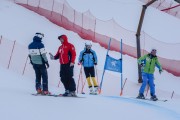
[33,64,48,91]
[84,66,95,78]
[60,63,76,92]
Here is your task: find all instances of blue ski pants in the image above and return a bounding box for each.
[139,72,155,96]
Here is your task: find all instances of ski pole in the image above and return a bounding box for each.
[95,66,99,85]
[120,78,127,96]
[58,79,61,88]
[77,65,82,93]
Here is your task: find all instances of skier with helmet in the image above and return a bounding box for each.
[78,41,99,95]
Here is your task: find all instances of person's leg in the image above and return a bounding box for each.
[40,65,48,92]
[60,64,69,91]
[89,67,98,87]
[148,74,157,100]
[33,64,42,92]
[84,67,92,88]
[68,65,76,92]
[138,73,148,98]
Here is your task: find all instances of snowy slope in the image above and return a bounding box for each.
[1,66,180,120]
[0,1,180,120]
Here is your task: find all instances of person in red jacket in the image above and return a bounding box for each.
[49,35,77,97]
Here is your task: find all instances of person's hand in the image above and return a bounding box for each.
[70,62,74,67]
[49,53,54,60]
[45,62,49,69]
[140,63,144,67]
[94,62,97,65]
[78,62,82,65]
[159,69,163,74]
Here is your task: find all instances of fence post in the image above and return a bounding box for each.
[73,9,75,28]
[51,0,55,16]
[37,0,41,11]
[81,13,84,33]
[94,19,96,41]
[171,91,174,99]
[22,56,28,76]
[7,40,16,69]
[61,3,65,23]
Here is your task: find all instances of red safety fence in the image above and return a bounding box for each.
[139,0,180,19]
[7,0,180,77]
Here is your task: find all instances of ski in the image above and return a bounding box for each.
[31,93,55,96]
[143,98,168,102]
[32,93,85,98]
[135,97,168,102]
[52,94,85,98]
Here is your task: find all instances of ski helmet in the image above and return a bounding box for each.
[35,33,44,39]
[85,41,92,46]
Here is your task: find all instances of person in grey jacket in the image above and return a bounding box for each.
[28,33,50,95]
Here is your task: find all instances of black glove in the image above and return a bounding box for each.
[94,62,97,65]
[28,55,33,65]
[45,62,49,68]
[140,63,144,67]
[159,69,163,74]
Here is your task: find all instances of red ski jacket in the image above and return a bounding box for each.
[54,35,76,64]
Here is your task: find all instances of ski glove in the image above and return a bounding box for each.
[49,53,54,60]
[159,69,163,74]
[45,62,49,68]
[28,55,33,65]
[78,62,82,65]
[140,63,144,67]
[70,62,74,67]
[94,62,97,65]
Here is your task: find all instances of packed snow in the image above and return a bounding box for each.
[0,0,180,120]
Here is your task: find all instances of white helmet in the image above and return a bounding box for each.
[85,41,92,46]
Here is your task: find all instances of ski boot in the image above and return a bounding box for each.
[137,93,145,99]
[36,88,42,94]
[89,87,94,95]
[150,95,158,101]
[42,91,51,95]
[68,91,77,97]
[62,90,70,96]
[93,86,99,95]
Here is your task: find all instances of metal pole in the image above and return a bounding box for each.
[136,0,157,83]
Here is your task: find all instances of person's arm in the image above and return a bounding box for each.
[155,57,163,73]
[54,47,60,60]
[138,54,148,65]
[69,44,76,64]
[78,51,83,63]
[93,51,98,65]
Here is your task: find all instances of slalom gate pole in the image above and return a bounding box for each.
[99,38,111,94]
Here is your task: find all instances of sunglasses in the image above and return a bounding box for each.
[152,49,157,52]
